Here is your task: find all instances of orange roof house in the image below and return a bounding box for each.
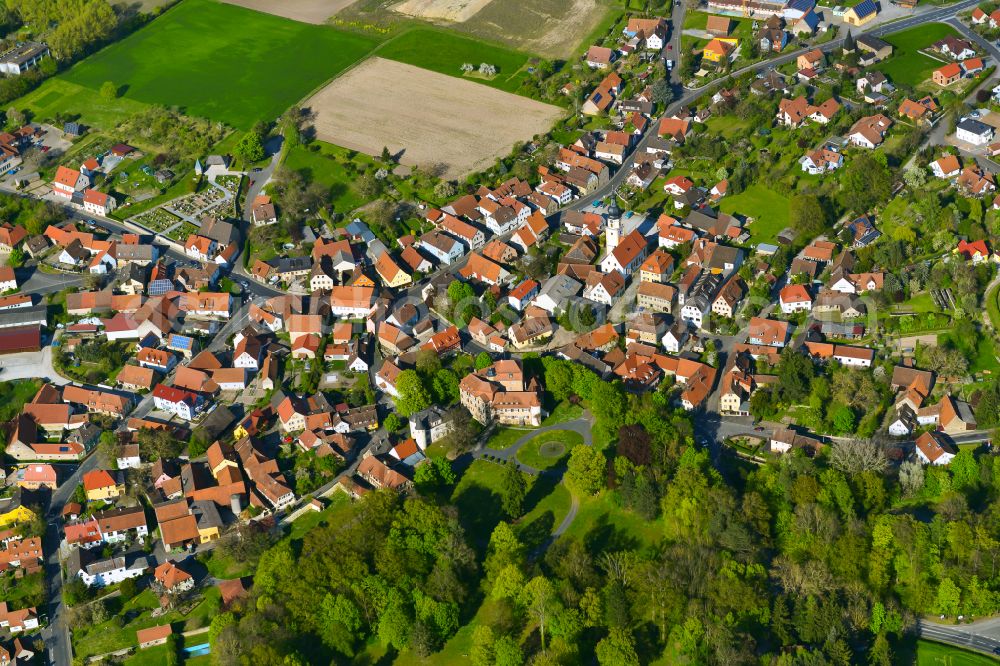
[933,62,962,86]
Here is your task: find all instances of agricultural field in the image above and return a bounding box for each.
[394,0,493,22]
[459,0,617,59]
[220,0,360,23]
[873,23,962,88]
[303,57,564,177]
[37,0,378,130]
[376,28,535,94]
[354,0,618,58]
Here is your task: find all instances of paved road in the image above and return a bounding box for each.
[41,447,105,666]
[918,617,1000,657]
[0,347,67,385]
[561,0,985,215]
[242,135,283,222]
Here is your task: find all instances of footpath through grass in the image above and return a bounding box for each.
[47,0,379,129]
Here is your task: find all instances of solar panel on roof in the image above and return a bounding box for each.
[169,335,193,350]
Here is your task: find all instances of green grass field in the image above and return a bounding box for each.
[560,490,663,548]
[73,588,220,659]
[987,281,1000,331]
[916,639,998,665]
[719,184,790,243]
[682,11,753,39]
[283,142,380,214]
[516,430,584,470]
[894,292,942,314]
[873,24,962,87]
[376,28,533,94]
[45,0,378,129]
[17,78,152,130]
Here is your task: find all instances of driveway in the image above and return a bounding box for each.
[0,347,67,385]
[241,135,283,222]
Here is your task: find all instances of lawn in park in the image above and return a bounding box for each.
[719,184,790,243]
[48,0,378,129]
[873,23,962,88]
[377,28,533,94]
[515,429,584,470]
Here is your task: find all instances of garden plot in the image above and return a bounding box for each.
[303,57,564,177]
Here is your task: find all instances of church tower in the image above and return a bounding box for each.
[606,200,622,254]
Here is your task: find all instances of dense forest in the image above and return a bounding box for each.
[207,357,1000,665]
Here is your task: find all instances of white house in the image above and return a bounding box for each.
[418,231,464,265]
[600,230,649,276]
[409,405,453,449]
[0,267,16,292]
[956,118,994,146]
[778,285,812,314]
[74,555,149,588]
[832,345,874,368]
[53,166,89,200]
[82,190,116,217]
[915,431,956,465]
[151,385,204,421]
[662,323,688,353]
[929,155,961,178]
[116,446,141,470]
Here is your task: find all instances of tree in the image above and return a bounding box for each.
[596,628,640,666]
[831,405,856,434]
[138,427,183,461]
[788,194,827,238]
[383,413,403,433]
[898,459,924,497]
[434,180,457,200]
[493,636,524,666]
[414,456,456,491]
[566,446,605,496]
[237,130,266,164]
[5,107,23,127]
[650,79,674,107]
[395,369,431,416]
[841,153,891,213]
[829,438,889,475]
[934,577,961,616]
[99,81,117,100]
[521,576,557,652]
[903,167,926,189]
[499,463,527,518]
[475,351,493,370]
